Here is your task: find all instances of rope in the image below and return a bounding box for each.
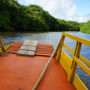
[32,39,61,90]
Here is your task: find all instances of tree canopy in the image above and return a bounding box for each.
[0,0,81,32]
[80,20,90,33]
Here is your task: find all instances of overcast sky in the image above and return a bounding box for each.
[18,0,90,22]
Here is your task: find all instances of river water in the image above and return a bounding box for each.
[0,31,90,89]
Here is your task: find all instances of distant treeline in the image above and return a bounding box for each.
[0,0,89,33]
[80,21,90,33]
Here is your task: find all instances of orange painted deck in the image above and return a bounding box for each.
[0,43,76,90]
[0,54,75,90]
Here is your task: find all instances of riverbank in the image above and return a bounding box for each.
[80,20,90,34]
[80,30,90,34]
[80,28,90,34]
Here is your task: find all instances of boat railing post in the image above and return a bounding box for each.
[68,41,82,83]
[56,34,65,62]
[0,38,6,53]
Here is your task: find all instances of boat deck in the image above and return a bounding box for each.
[0,42,76,90]
[0,54,75,90]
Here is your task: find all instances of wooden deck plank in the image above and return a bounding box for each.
[17,50,35,56]
[23,40,37,46]
[20,46,36,51]
[17,40,37,56]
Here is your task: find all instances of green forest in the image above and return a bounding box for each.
[80,21,90,33]
[0,0,90,33]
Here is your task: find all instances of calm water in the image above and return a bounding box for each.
[0,31,90,88]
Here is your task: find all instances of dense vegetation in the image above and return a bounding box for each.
[0,0,88,32]
[80,20,90,33]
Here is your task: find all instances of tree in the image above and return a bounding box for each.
[0,0,81,32]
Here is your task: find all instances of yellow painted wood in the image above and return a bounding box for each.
[63,44,74,53]
[79,55,90,67]
[73,74,88,90]
[68,41,82,83]
[58,50,88,90]
[56,35,65,62]
[54,36,63,57]
[60,52,72,74]
[55,33,89,89]
[63,44,90,67]
[74,56,90,75]
[62,33,90,46]
[0,38,6,52]
[0,44,12,53]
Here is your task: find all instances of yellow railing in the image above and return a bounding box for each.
[0,38,6,53]
[54,33,90,84]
